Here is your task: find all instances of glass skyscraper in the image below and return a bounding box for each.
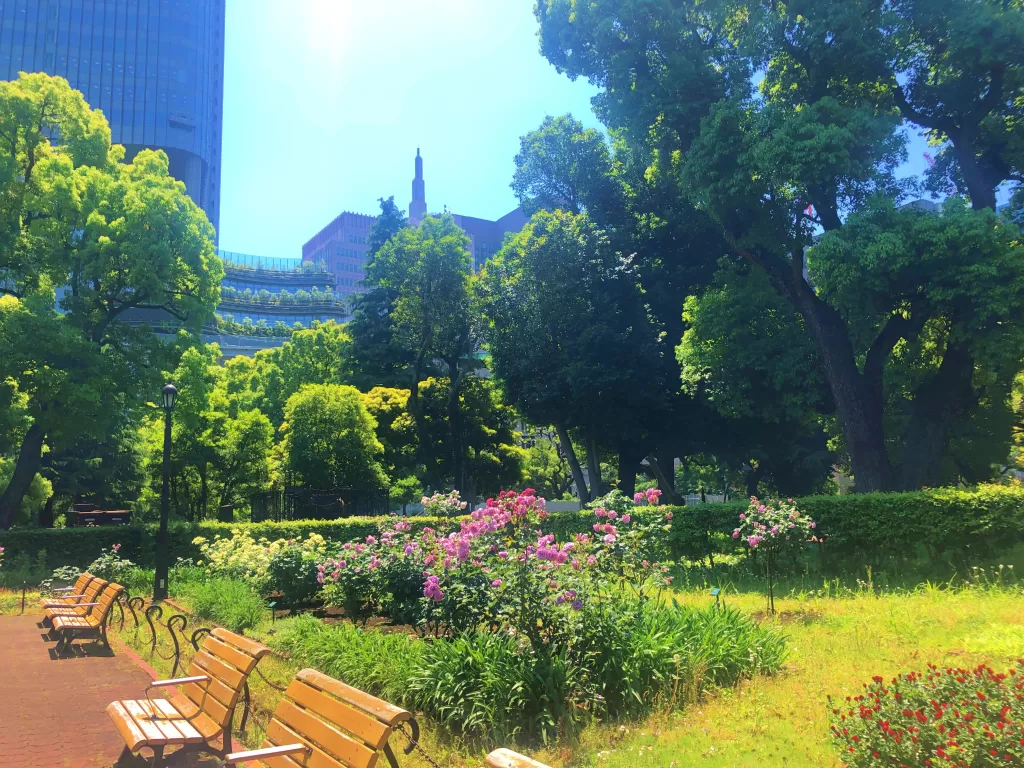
[0,0,226,237]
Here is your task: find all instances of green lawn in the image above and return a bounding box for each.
[10,564,1022,768]
[560,583,1024,768]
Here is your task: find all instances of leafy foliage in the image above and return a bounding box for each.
[281,383,388,490]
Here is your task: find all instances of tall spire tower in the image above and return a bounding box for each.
[409,148,427,223]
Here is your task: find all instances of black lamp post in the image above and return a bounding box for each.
[153,383,178,601]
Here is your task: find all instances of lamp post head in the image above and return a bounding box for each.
[161,384,178,412]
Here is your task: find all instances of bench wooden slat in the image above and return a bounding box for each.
[151,698,206,743]
[107,701,151,753]
[132,700,192,744]
[180,679,232,726]
[286,679,392,750]
[266,718,367,768]
[485,749,552,768]
[213,627,270,660]
[204,634,260,675]
[120,699,171,746]
[273,699,378,768]
[167,693,223,741]
[192,649,245,690]
[297,669,411,727]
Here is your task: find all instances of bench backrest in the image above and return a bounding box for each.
[256,668,412,768]
[179,628,271,731]
[72,573,95,594]
[74,577,109,607]
[89,581,124,623]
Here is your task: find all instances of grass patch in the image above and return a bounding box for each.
[174,577,269,633]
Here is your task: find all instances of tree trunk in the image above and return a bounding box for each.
[407,335,431,481]
[199,464,209,521]
[445,369,466,495]
[646,453,682,505]
[585,431,604,497]
[0,422,46,529]
[899,341,975,490]
[745,466,762,499]
[617,446,638,497]
[555,423,590,503]
[790,282,893,492]
[39,493,56,528]
[950,137,997,211]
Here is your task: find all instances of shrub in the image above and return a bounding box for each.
[420,490,469,517]
[176,578,268,633]
[829,661,1024,766]
[5,483,1023,574]
[0,548,49,588]
[734,497,816,612]
[86,543,136,583]
[267,545,321,605]
[192,530,329,594]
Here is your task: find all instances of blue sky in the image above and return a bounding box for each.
[219,0,601,258]
[217,1,970,259]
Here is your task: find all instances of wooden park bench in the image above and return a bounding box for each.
[40,571,95,604]
[49,580,123,653]
[41,575,107,626]
[106,628,270,767]
[215,668,555,768]
[215,668,416,768]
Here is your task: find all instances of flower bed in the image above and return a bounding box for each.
[196,489,788,745]
[830,661,1024,766]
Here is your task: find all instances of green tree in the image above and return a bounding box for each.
[509,114,726,500]
[349,197,414,389]
[368,214,477,491]
[272,320,353,401]
[535,0,1024,490]
[361,387,418,484]
[480,209,668,501]
[511,114,619,216]
[417,376,526,498]
[521,428,575,501]
[281,384,388,490]
[0,74,221,526]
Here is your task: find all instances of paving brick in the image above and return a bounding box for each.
[0,616,154,768]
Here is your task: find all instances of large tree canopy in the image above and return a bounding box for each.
[535,0,1024,491]
[0,73,221,527]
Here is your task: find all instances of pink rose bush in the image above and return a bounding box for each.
[420,490,469,517]
[317,488,675,640]
[736,496,816,613]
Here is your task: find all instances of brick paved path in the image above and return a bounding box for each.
[0,615,155,768]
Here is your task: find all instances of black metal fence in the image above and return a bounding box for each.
[249,486,390,522]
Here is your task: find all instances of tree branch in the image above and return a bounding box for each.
[864,303,928,397]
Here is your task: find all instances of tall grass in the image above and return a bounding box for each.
[407,603,787,745]
[176,577,268,633]
[269,614,425,706]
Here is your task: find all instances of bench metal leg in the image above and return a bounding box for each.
[149,745,164,767]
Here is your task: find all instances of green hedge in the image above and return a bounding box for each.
[2,485,1023,572]
[0,516,453,571]
[658,485,1024,567]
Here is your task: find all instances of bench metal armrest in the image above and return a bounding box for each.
[145,675,211,719]
[146,675,210,690]
[219,744,309,765]
[52,586,76,592]
[62,602,100,608]
[43,594,87,604]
